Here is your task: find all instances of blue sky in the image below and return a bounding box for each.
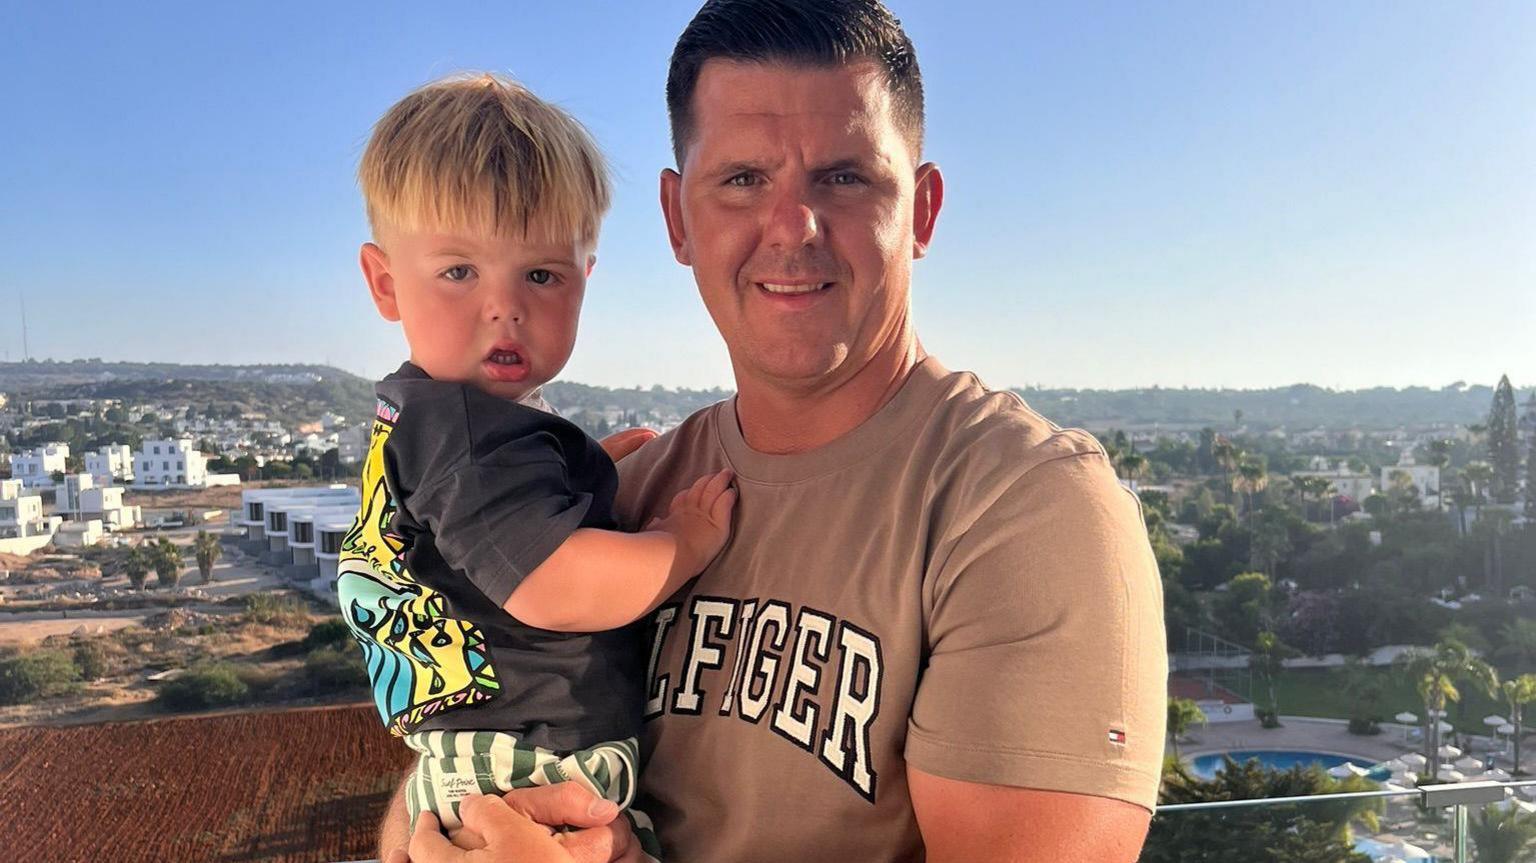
[2,1,1531,390]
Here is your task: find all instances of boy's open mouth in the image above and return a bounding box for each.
[482,345,530,382]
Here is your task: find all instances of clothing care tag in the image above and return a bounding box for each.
[436,773,482,804]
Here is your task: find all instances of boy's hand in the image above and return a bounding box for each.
[649,469,736,579]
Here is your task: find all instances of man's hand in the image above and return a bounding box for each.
[382,783,641,863]
[389,796,569,863]
[599,428,658,463]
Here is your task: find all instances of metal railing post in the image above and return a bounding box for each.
[1453,802,1469,863]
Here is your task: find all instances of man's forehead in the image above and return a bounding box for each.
[687,59,899,162]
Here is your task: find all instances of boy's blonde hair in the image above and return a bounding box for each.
[360,73,611,243]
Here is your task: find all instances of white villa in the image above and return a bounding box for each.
[7,443,69,489]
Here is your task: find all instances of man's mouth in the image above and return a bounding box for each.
[757,282,833,295]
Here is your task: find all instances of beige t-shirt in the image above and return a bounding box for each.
[615,357,1166,862]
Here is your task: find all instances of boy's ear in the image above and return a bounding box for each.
[585,254,596,277]
[360,243,401,321]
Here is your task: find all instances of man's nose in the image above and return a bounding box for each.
[763,184,819,249]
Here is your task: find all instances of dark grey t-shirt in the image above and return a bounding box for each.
[336,362,643,751]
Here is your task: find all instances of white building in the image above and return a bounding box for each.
[1382,453,1441,510]
[54,519,105,548]
[133,439,208,489]
[336,423,371,464]
[85,445,135,484]
[0,478,58,539]
[7,443,69,489]
[1292,467,1376,505]
[239,486,359,541]
[56,473,140,531]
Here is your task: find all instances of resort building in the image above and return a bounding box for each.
[84,444,135,484]
[133,439,207,488]
[7,442,69,489]
[1381,453,1441,510]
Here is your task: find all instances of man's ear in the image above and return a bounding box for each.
[659,168,691,266]
[911,162,944,260]
[360,243,401,321]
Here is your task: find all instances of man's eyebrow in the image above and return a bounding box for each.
[707,159,772,179]
[811,158,871,174]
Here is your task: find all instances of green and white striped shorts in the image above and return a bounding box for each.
[404,730,659,858]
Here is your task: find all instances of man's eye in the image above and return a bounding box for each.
[828,172,863,186]
[727,173,758,188]
[442,265,473,282]
[528,269,556,285]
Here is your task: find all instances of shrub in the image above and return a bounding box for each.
[72,641,109,680]
[1256,708,1282,729]
[0,650,83,704]
[1347,718,1382,736]
[157,663,252,711]
[304,646,369,693]
[243,592,310,626]
[302,620,354,652]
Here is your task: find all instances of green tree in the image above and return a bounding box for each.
[1468,803,1536,863]
[1503,675,1536,777]
[193,531,222,583]
[1167,697,1207,759]
[1398,639,1500,782]
[1216,572,1274,645]
[151,538,184,589]
[1145,758,1377,863]
[1250,631,1297,722]
[1489,375,1521,504]
[122,545,151,591]
[1339,657,1385,733]
[1498,620,1536,674]
[1234,459,1269,526]
[1118,452,1148,488]
[1213,437,1240,505]
[1464,461,1496,524]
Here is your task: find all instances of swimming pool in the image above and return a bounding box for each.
[1189,750,1390,781]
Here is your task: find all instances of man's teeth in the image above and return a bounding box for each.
[760,282,828,295]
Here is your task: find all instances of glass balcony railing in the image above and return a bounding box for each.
[1149,778,1536,863]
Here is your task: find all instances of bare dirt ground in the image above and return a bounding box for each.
[0,704,410,863]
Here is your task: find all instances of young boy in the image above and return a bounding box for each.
[335,74,734,854]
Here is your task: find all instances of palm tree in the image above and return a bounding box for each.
[1398,639,1500,782]
[1249,631,1295,722]
[1234,459,1269,526]
[1118,452,1148,491]
[193,531,222,583]
[1468,803,1536,863]
[151,538,184,589]
[1503,675,1536,776]
[1425,439,1453,513]
[1465,461,1496,524]
[1212,438,1240,504]
[1167,697,1207,760]
[123,545,151,591]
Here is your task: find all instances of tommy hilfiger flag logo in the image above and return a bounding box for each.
[1107,729,1127,745]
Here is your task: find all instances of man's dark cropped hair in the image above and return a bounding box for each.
[666,0,925,166]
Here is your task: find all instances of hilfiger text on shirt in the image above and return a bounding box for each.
[644,595,885,803]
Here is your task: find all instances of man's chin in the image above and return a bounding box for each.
[738,344,851,389]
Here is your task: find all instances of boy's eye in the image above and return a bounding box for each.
[528,269,555,285]
[442,265,474,282]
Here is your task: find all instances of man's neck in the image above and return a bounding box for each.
[733,335,926,455]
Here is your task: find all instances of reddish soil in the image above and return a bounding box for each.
[0,703,413,862]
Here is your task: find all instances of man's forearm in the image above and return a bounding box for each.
[378,772,411,861]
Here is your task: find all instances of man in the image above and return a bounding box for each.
[384,2,1165,860]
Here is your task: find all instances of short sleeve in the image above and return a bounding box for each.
[905,451,1167,812]
[391,393,593,608]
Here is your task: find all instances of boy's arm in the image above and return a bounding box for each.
[505,470,735,632]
